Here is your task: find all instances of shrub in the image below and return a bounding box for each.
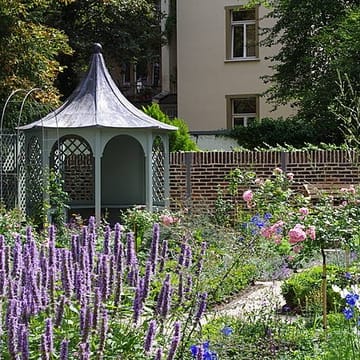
[143,103,199,152]
[281,265,348,313]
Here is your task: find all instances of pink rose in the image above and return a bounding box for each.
[242,190,253,203]
[273,167,283,175]
[288,224,306,244]
[160,214,178,226]
[299,207,309,216]
[306,226,316,240]
[287,172,294,181]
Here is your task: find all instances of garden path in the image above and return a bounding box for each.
[210,281,286,320]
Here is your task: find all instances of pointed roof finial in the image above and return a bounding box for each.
[93,43,102,54]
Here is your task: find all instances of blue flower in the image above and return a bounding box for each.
[343,307,354,320]
[221,326,233,336]
[264,213,272,220]
[190,344,199,357]
[345,293,359,307]
[345,272,352,280]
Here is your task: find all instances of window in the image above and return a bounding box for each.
[226,7,258,60]
[227,96,258,128]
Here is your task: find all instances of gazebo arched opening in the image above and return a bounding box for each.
[50,135,94,218]
[101,135,145,222]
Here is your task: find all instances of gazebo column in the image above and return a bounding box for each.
[163,134,170,208]
[145,136,153,211]
[94,133,102,222]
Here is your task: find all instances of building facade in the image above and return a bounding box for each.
[160,0,294,143]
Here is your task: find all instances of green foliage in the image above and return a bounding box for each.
[143,103,199,152]
[261,1,360,134]
[229,116,343,149]
[0,206,27,245]
[0,0,72,129]
[281,265,345,313]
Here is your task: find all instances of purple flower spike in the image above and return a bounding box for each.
[79,342,90,360]
[166,321,181,360]
[126,232,137,267]
[60,339,69,360]
[98,309,109,354]
[19,323,29,360]
[55,295,66,328]
[159,240,168,273]
[92,287,101,329]
[150,223,160,273]
[103,225,111,255]
[156,274,170,316]
[142,261,152,301]
[184,245,192,268]
[133,282,143,325]
[178,272,184,304]
[113,223,123,260]
[194,292,208,323]
[45,318,54,355]
[196,242,207,275]
[155,348,163,360]
[144,319,157,353]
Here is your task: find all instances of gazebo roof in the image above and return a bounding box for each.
[19,43,177,131]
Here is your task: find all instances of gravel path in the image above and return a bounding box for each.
[210,281,286,319]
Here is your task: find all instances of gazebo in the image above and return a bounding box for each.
[19,43,177,223]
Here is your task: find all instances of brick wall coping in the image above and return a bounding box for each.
[170,150,360,165]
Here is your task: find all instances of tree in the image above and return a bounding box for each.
[0,0,72,129]
[51,0,163,98]
[259,0,360,144]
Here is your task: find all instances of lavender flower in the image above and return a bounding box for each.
[41,334,49,360]
[156,274,170,316]
[44,318,54,355]
[166,321,181,360]
[79,342,90,360]
[103,225,111,255]
[177,272,184,304]
[98,309,109,354]
[155,348,162,360]
[12,235,23,278]
[60,338,69,360]
[126,232,137,267]
[99,254,110,301]
[159,240,168,273]
[149,223,160,273]
[142,261,152,301]
[19,323,29,360]
[185,275,193,299]
[113,271,123,308]
[7,315,18,357]
[196,242,207,275]
[133,281,143,325]
[55,295,66,328]
[184,245,192,268]
[194,293,208,323]
[113,223,123,261]
[92,287,101,329]
[144,319,157,353]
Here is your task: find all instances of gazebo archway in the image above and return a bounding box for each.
[101,135,145,208]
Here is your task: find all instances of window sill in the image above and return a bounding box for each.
[224,58,260,63]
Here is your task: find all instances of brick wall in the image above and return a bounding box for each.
[169,150,360,211]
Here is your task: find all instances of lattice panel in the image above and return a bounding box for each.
[26,136,43,215]
[0,133,24,209]
[17,132,26,211]
[152,137,165,206]
[51,136,94,202]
